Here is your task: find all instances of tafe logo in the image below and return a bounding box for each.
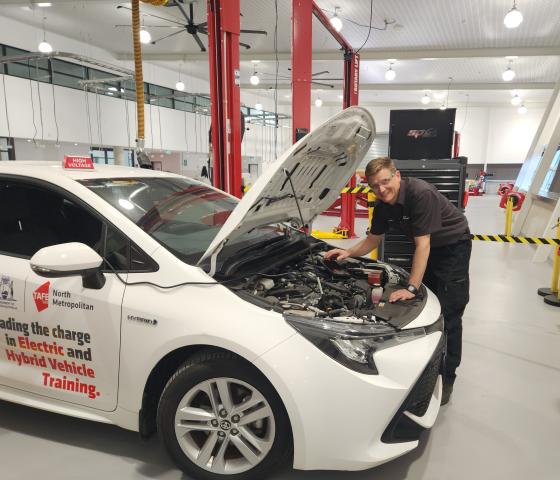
[33,282,50,312]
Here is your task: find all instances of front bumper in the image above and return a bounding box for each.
[253,326,444,471]
[382,334,445,443]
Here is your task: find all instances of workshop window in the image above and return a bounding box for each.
[175,93,196,113]
[540,146,560,196]
[148,84,173,109]
[51,59,86,90]
[87,68,122,98]
[0,137,14,161]
[5,46,50,83]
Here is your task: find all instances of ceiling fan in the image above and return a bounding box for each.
[116,0,267,52]
[260,69,344,89]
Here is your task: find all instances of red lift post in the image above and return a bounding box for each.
[292,1,360,236]
[207,0,243,198]
[291,0,313,144]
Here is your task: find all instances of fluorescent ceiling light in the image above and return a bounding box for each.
[421,93,431,105]
[139,29,151,44]
[502,67,516,82]
[518,104,527,114]
[330,7,343,32]
[38,41,52,53]
[108,87,118,92]
[385,66,396,81]
[175,81,185,91]
[504,2,523,29]
[511,94,522,106]
[249,72,260,85]
[36,3,52,7]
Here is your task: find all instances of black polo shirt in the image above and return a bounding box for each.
[370,177,469,247]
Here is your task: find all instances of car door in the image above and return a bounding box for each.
[0,179,127,412]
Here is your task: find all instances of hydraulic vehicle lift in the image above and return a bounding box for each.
[292,0,360,237]
[207,0,243,198]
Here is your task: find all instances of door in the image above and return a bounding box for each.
[0,179,128,412]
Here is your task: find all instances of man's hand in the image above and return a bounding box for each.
[389,288,416,303]
[324,248,350,262]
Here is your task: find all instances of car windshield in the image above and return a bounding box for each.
[80,177,277,263]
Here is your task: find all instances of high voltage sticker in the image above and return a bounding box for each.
[471,234,560,246]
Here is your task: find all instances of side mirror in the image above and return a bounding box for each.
[30,242,106,290]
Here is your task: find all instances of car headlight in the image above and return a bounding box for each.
[285,314,443,375]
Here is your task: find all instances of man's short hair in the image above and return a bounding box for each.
[365,157,396,178]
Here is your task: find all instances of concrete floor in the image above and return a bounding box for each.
[1,195,559,480]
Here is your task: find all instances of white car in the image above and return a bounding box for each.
[0,107,443,480]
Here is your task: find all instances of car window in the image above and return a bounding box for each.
[130,244,154,271]
[103,224,129,271]
[0,181,102,258]
[80,177,238,259]
[0,181,135,271]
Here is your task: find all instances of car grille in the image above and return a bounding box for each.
[381,334,445,444]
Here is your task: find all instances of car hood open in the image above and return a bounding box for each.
[197,106,375,268]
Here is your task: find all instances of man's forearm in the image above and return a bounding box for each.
[409,242,430,288]
[347,234,381,258]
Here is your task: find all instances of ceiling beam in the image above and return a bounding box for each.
[341,47,560,61]
[114,47,560,63]
[289,100,550,108]
[242,82,556,91]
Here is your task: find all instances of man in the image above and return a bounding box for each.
[325,157,471,405]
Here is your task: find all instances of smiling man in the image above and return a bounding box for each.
[325,157,471,405]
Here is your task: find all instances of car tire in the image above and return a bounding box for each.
[157,350,292,480]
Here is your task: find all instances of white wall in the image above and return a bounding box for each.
[13,138,90,162]
[0,14,284,161]
[310,103,545,165]
[0,72,293,161]
[0,15,271,108]
[485,108,545,165]
[0,74,209,152]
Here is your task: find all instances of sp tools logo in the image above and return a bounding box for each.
[407,128,437,139]
[33,282,50,312]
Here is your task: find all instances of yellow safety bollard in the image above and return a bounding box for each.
[541,220,560,307]
[551,222,560,295]
[368,192,378,260]
[552,245,559,295]
[505,196,514,236]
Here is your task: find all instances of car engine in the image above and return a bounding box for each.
[227,249,410,323]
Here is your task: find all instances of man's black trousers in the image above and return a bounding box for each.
[422,238,472,385]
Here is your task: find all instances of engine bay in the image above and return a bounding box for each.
[226,244,424,325]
